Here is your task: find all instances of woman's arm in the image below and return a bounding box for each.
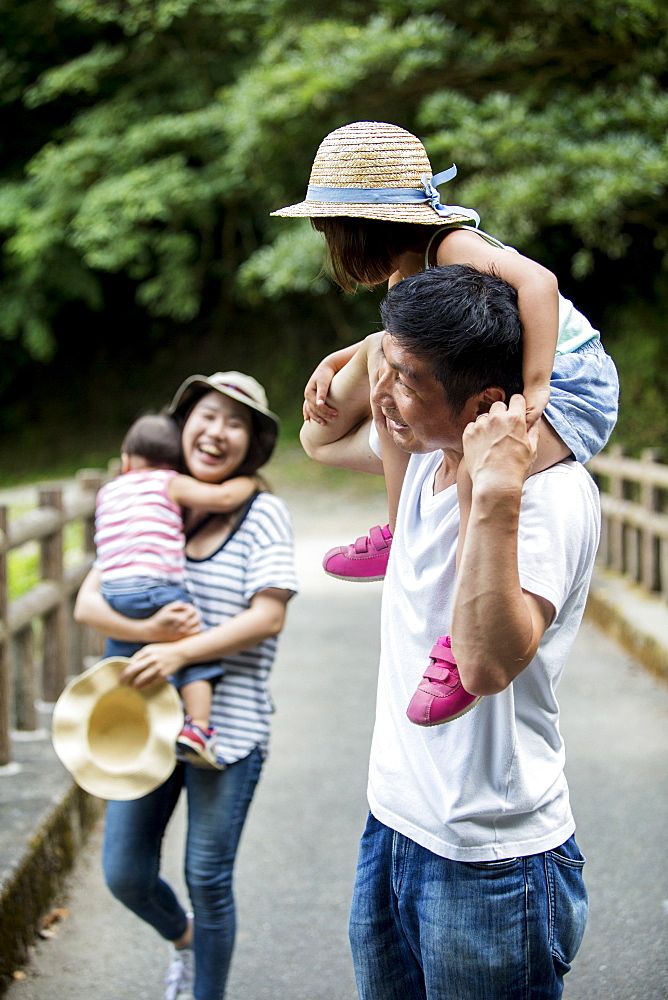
[119,588,293,688]
[73,568,200,643]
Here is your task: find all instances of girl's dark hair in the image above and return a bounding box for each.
[121,414,182,467]
[379,264,524,413]
[312,218,432,292]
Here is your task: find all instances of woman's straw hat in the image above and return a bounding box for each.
[271,121,479,226]
[52,658,184,801]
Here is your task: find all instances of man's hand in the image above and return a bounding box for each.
[463,394,539,495]
[366,332,385,387]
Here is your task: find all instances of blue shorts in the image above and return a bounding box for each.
[101,578,224,689]
[545,338,619,464]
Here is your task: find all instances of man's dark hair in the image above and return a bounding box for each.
[379,264,524,413]
[121,414,182,468]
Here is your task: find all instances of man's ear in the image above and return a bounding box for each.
[474,386,506,416]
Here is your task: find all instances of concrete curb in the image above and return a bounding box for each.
[0,739,104,993]
[586,569,668,686]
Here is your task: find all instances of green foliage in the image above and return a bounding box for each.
[237,224,329,300]
[602,276,668,454]
[420,81,668,264]
[8,545,39,602]
[0,0,666,449]
[7,520,84,600]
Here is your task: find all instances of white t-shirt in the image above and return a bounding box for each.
[367,451,600,861]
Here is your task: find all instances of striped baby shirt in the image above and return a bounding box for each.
[94,469,185,583]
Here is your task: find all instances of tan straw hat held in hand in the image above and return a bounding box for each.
[271,121,479,227]
[52,658,184,801]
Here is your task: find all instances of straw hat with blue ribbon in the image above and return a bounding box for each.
[271,121,479,227]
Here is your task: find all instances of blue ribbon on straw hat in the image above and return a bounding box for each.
[304,165,480,227]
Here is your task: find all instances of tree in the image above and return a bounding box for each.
[0,0,667,457]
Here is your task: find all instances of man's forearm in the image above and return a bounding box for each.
[451,485,541,695]
[451,397,551,694]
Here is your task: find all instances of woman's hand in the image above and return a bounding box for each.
[144,601,201,643]
[74,571,201,644]
[120,642,186,689]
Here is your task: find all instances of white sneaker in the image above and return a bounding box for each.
[164,944,194,1000]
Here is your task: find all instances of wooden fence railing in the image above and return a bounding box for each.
[0,448,666,767]
[587,445,668,599]
[0,470,110,768]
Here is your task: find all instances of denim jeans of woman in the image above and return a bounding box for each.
[103,749,263,1000]
[349,814,588,1000]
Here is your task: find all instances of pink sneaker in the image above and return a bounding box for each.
[322,524,392,582]
[406,636,482,726]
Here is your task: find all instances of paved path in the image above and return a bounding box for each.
[4,492,668,1000]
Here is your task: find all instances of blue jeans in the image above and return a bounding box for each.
[349,814,588,1000]
[546,338,619,464]
[103,750,263,1000]
[101,580,223,689]
[102,580,192,659]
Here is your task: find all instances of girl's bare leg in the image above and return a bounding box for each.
[180,679,213,731]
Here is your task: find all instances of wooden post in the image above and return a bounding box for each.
[12,625,37,731]
[75,469,103,554]
[0,506,10,765]
[68,591,84,676]
[608,444,625,575]
[39,485,68,703]
[75,470,105,664]
[640,448,662,592]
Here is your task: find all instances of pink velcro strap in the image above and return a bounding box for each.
[422,663,454,683]
[368,524,391,551]
[353,534,371,554]
[429,640,456,666]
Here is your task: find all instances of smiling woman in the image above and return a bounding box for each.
[179,392,253,483]
[73,370,298,1000]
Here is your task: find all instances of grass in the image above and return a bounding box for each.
[7,522,86,602]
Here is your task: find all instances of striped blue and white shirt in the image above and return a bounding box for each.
[184,492,298,763]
